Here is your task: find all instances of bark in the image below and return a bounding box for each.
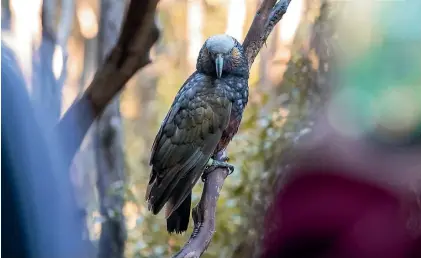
[243,0,291,68]
[173,152,231,258]
[95,0,127,257]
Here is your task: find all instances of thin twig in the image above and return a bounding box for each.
[174,0,292,257]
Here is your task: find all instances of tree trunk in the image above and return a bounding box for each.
[95,0,127,258]
[32,0,73,127]
[1,0,11,30]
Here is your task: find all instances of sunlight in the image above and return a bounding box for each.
[52,45,64,79]
[279,0,303,44]
[77,2,98,39]
[9,0,43,85]
[10,0,42,37]
[187,0,204,68]
[225,0,246,40]
[124,202,140,230]
[273,107,290,127]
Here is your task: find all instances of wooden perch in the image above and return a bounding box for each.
[172,151,230,258]
[174,1,292,257]
[55,0,160,168]
[243,0,291,67]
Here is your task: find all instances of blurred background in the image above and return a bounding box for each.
[2,0,420,257]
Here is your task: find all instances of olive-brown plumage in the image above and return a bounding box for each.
[146,34,249,234]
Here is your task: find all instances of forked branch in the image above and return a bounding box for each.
[174,0,292,257]
[55,0,160,168]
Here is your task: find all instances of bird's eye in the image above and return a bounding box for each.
[231,47,240,60]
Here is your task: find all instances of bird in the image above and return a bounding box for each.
[145,34,249,234]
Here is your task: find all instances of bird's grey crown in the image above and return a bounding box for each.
[205,34,235,54]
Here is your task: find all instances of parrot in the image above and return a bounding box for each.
[145,34,249,234]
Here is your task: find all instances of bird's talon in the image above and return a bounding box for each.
[204,159,235,177]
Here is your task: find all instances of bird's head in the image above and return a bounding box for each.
[196,34,249,79]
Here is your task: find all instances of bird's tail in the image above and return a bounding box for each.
[166,192,191,234]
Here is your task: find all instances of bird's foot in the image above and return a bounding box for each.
[202,158,234,182]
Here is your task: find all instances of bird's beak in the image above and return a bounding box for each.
[215,54,223,78]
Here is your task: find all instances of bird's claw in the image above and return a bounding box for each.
[202,158,234,182]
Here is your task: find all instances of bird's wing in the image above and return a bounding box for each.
[146,75,232,215]
[149,72,198,165]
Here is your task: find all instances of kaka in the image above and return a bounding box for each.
[145,34,249,234]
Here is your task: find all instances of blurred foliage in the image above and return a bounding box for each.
[334,0,421,146]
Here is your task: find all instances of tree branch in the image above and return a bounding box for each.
[174,0,292,257]
[55,0,160,168]
[173,151,230,258]
[243,0,291,68]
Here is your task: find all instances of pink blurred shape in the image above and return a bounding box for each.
[261,170,421,258]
